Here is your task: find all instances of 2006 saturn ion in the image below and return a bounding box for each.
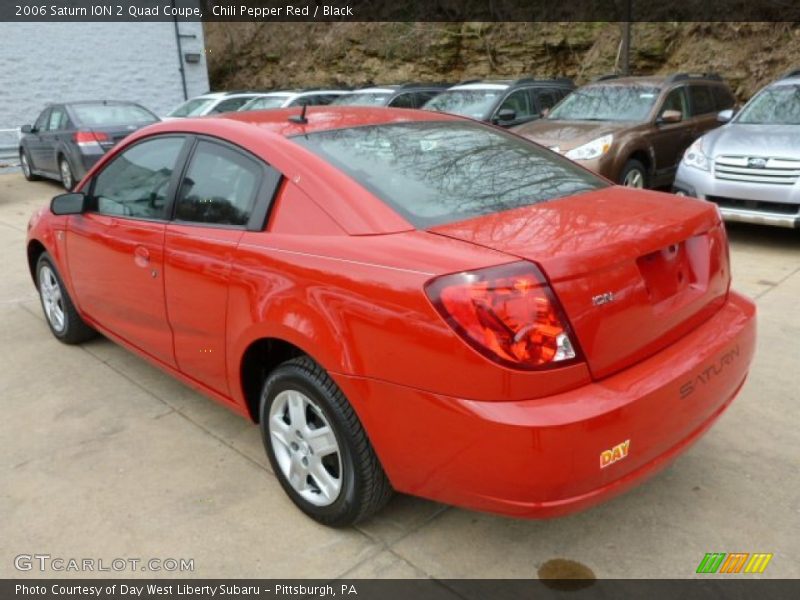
[26,107,756,526]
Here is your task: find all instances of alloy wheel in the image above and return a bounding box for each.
[623,169,645,188]
[21,154,31,178]
[60,159,73,190]
[39,264,66,333]
[268,389,342,506]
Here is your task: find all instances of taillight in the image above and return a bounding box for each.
[73,131,109,147]
[425,261,581,370]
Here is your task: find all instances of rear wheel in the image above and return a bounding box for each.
[36,253,95,344]
[20,151,39,181]
[620,159,648,188]
[59,157,75,191]
[259,356,392,526]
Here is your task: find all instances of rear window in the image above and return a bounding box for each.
[689,86,716,116]
[292,121,607,228]
[72,104,157,127]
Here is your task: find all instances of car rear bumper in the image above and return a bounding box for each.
[336,291,756,517]
[674,163,800,228]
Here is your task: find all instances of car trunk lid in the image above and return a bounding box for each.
[428,187,730,379]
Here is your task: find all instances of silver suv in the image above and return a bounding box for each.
[673,70,800,228]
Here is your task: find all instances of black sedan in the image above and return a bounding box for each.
[19,101,159,190]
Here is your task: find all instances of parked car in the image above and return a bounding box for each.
[27,107,755,526]
[515,73,736,188]
[19,101,159,190]
[423,77,574,127]
[164,91,272,119]
[673,69,800,228]
[330,83,448,108]
[238,89,349,111]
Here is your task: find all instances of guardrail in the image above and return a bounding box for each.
[0,128,21,165]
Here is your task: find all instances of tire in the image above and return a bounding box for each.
[59,156,75,191]
[36,253,96,344]
[619,159,648,188]
[259,356,393,526]
[20,150,39,181]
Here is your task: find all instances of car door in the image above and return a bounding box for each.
[66,135,189,366]
[164,138,281,394]
[26,108,51,172]
[491,88,538,127]
[650,86,693,177]
[40,106,69,173]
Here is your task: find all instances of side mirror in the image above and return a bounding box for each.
[658,109,682,124]
[50,192,88,216]
[21,124,33,134]
[717,109,734,123]
[495,108,517,123]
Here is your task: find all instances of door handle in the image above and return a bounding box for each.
[134,245,150,267]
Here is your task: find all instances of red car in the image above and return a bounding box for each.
[26,107,756,526]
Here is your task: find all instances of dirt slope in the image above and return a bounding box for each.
[204,22,800,101]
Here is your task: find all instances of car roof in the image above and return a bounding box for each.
[145,106,462,138]
[772,76,800,87]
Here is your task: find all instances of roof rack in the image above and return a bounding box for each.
[779,68,800,80]
[593,74,620,82]
[457,78,484,85]
[512,77,574,86]
[666,72,723,83]
[396,82,451,89]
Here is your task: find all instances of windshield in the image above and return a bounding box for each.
[292,121,606,228]
[332,92,392,107]
[424,89,503,119]
[548,85,659,122]
[168,98,217,118]
[71,104,158,126]
[736,85,800,125]
[240,96,290,111]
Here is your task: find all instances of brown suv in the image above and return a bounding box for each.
[514,73,735,188]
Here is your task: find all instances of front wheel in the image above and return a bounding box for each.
[259,357,393,526]
[620,159,648,188]
[36,253,96,344]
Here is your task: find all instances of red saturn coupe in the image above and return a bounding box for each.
[26,107,756,526]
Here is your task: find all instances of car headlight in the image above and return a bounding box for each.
[683,138,710,171]
[565,134,613,161]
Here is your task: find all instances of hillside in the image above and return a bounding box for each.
[204,22,800,101]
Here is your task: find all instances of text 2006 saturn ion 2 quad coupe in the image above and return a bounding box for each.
[26,107,756,526]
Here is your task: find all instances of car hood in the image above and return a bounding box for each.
[515,120,628,151]
[703,123,800,159]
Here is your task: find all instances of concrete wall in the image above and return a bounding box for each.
[0,20,209,160]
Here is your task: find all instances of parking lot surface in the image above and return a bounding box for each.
[1,172,799,579]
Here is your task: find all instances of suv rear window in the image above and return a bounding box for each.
[292,121,607,228]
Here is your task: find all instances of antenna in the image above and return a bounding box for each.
[288,104,308,124]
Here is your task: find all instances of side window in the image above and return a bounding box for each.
[389,93,416,109]
[48,108,66,131]
[211,97,252,114]
[413,91,438,108]
[497,89,535,119]
[713,86,735,111]
[92,137,185,219]
[660,87,689,118]
[534,89,560,112]
[689,85,716,116]
[175,140,262,227]
[34,109,50,131]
